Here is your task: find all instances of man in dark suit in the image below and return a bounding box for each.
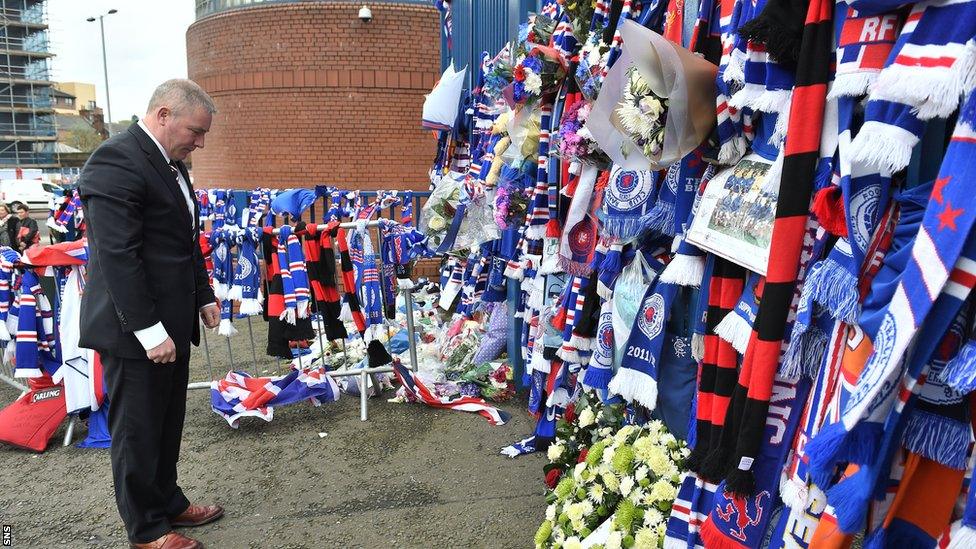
[79,79,224,549]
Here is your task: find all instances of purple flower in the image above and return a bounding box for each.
[513,81,527,102]
[459,382,482,398]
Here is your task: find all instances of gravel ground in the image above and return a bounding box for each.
[0,320,545,548]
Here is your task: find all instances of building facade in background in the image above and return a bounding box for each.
[0,0,56,168]
[53,81,96,115]
[187,0,441,191]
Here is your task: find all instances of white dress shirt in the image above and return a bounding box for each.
[133,119,215,351]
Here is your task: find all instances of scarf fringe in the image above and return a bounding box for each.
[558,255,594,276]
[641,201,676,237]
[780,326,828,381]
[938,339,976,393]
[663,537,690,549]
[217,318,238,337]
[849,120,918,173]
[339,301,352,322]
[825,467,874,534]
[698,443,732,482]
[718,136,747,166]
[873,41,976,120]
[806,420,883,490]
[582,365,613,391]
[597,281,614,301]
[738,17,801,65]
[714,311,752,354]
[779,474,809,511]
[607,367,658,410]
[700,507,756,549]
[557,346,581,364]
[828,72,877,100]
[504,262,525,280]
[602,216,650,241]
[0,320,10,342]
[298,300,310,319]
[279,308,297,325]
[762,150,785,194]
[948,525,976,549]
[226,284,243,301]
[527,285,546,311]
[806,258,860,323]
[903,409,971,470]
[691,332,705,362]
[569,333,593,351]
[723,52,746,86]
[770,97,793,145]
[723,467,757,499]
[45,217,68,233]
[239,298,263,316]
[660,253,705,287]
[525,224,547,240]
[213,282,229,300]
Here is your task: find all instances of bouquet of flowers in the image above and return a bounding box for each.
[544,390,626,488]
[536,420,689,549]
[557,100,611,168]
[420,173,465,250]
[561,0,596,42]
[524,13,558,46]
[576,28,610,100]
[510,46,569,107]
[458,361,515,401]
[493,164,535,229]
[615,67,669,160]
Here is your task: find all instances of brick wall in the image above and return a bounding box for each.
[186,2,440,191]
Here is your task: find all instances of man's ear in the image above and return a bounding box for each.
[157,107,171,125]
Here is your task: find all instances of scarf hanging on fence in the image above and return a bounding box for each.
[863,453,966,548]
[310,223,348,340]
[688,257,745,479]
[583,297,616,391]
[558,164,601,275]
[556,275,585,364]
[714,272,763,355]
[196,189,210,224]
[212,190,227,230]
[47,191,81,234]
[526,101,555,239]
[234,227,263,316]
[217,298,237,337]
[569,245,607,353]
[829,4,902,100]
[276,225,311,324]
[660,164,716,287]
[869,0,976,121]
[813,227,976,534]
[700,376,811,549]
[664,471,719,549]
[0,248,20,341]
[210,228,232,300]
[602,165,659,240]
[807,93,976,516]
[11,269,56,379]
[712,0,833,497]
[949,476,976,549]
[608,279,680,410]
[262,229,314,358]
[336,226,367,336]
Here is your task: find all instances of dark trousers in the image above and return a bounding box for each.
[104,353,191,543]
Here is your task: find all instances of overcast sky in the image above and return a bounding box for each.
[47,0,196,124]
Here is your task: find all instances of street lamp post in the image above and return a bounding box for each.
[86,9,117,135]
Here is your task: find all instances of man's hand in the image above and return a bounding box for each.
[147,337,177,364]
[201,301,220,329]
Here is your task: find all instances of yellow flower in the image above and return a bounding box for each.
[564,537,583,549]
[578,408,596,428]
[428,214,447,231]
[650,478,677,503]
[646,446,671,477]
[634,527,658,549]
[602,471,620,492]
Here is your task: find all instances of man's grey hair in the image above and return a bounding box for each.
[146,78,217,116]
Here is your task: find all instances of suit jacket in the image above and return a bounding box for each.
[78,123,215,359]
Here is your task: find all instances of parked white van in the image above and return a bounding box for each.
[0,179,58,211]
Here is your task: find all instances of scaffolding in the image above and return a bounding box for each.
[0,0,55,168]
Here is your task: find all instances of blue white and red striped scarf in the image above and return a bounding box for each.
[11,269,56,379]
[807,92,976,530]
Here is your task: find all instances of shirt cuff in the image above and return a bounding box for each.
[134,322,169,350]
[199,301,217,312]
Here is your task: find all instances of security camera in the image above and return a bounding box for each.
[358,5,372,22]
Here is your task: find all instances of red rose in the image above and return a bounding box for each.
[514,65,526,82]
[577,447,589,463]
[563,403,576,423]
[545,468,562,489]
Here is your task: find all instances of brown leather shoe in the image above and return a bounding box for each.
[170,504,224,528]
[129,531,203,549]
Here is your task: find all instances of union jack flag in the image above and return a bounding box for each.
[392,359,509,425]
